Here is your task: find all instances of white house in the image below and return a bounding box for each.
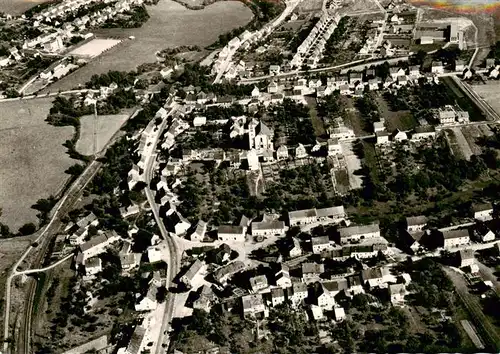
[80,231,120,261]
[338,223,380,244]
[276,145,289,160]
[473,222,495,242]
[218,225,246,242]
[190,220,207,241]
[288,282,308,306]
[275,265,292,288]
[311,236,332,254]
[251,220,286,237]
[361,267,392,288]
[288,206,346,227]
[327,138,342,156]
[302,263,324,281]
[406,215,427,233]
[135,285,158,311]
[376,131,390,145]
[289,237,302,258]
[473,203,494,221]
[295,143,308,159]
[271,288,286,307]
[388,283,407,305]
[440,229,470,249]
[84,257,102,276]
[180,259,205,288]
[249,275,268,292]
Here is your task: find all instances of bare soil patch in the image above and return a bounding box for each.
[0,98,75,231]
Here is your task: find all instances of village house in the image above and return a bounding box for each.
[393,129,408,142]
[473,222,495,242]
[411,125,436,141]
[295,143,308,159]
[346,274,364,296]
[406,215,428,233]
[327,138,342,156]
[120,252,141,271]
[189,220,207,241]
[456,249,475,268]
[431,61,444,74]
[248,119,274,153]
[242,294,268,318]
[135,284,158,312]
[388,283,407,305]
[275,265,292,288]
[361,267,392,288]
[193,285,218,312]
[473,203,494,221]
[217,225,246,242]
[288,206,346,226]
[288,237,303,258]
[84,257,102,276]
[276,145,289,160]
[271,288,286,307]
[439,229,470,248]
[376,130,390,145]
[334,307,346,322]
[213,261,246,285]
[180,259,205,288]
[80,231,120,261]
[311,236,333,254]
[251,220,287,237]
[338,223,380,244]
[249,274,269,292]
[302,262,325,281]
[288,282,308,306]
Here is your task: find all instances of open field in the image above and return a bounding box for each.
[41,0,253,92]
[69,38,122,58]
[0,98,75,231]
[76,113,129,156]
[0,0,49,15]
[470,82,500,116]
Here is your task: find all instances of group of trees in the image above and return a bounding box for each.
[268,98,316,146]
[321,16,350,63]
[86,70,138,89]
[356,92,381,132]
[102,5,150,29]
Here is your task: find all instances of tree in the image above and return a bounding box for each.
[18,223,37,235]
[65,163,85,176]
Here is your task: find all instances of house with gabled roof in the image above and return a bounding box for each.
[439,229,470,249]
[337,223,380,244]
[180,259,205,288]
[242,294,268,318]
[406,215,427,233]
[473,203,494,221]
[288,282,308,306]
[249,275,268,292]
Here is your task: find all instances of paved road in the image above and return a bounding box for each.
[139,104,182,354]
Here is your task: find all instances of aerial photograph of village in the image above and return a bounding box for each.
[2,0,500,352]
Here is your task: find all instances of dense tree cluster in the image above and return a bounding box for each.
[267,98,316,145]
[322,16,350,62]
[102,5,150,29]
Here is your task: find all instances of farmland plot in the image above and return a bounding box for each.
[76,113,129,156]
[470,82,500,117]
[42,0,253,92]
[0,98,75,231]
[0,0,49,16]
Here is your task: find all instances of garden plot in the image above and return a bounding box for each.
[341,140,363,190]
[461,125,487,156]
[447,128,473,160]
[76,113,129,156]
[0,98,75,231]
